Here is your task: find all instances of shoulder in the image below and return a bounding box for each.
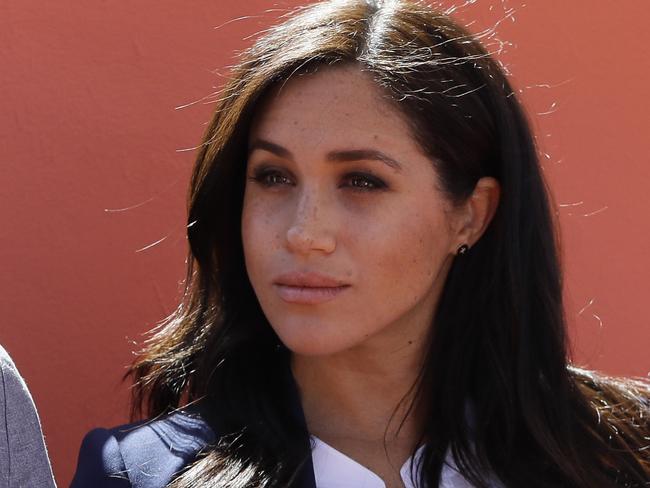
[0,344,37,412]
[0,345,41,414]
[70,404,216,488]
[0,344,56,487]
[0,343,23,389]
[0,343,14,368]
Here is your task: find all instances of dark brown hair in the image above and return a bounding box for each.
[128,1,650,486]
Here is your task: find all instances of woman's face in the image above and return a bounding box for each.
[242,64,465,357]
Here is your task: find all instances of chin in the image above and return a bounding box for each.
[272,321,360,357]
[277,334,348,357]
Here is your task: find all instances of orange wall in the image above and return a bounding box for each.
[1,1,648,485]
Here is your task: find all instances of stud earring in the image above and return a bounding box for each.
[457,244,469,255]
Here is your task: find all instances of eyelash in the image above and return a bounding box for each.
[247,167,388,192]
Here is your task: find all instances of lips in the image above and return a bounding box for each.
[273,271,350,304]
[274,271,347,288]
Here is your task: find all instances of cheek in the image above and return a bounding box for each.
[242,188,283,241]
[241,195,277,279]
[357,207,451,303]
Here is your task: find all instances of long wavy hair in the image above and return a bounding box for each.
[127,1,650,486]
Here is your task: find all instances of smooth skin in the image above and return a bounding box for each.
[242,63,499,487]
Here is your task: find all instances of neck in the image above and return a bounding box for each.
[291,338,429,445]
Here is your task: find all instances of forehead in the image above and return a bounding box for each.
[247,64,424,161]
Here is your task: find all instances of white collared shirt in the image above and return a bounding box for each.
[310,435,479,488]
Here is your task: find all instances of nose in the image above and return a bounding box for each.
[286,190,336,255]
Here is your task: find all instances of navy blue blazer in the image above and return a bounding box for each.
[69,406,217,487]
[70,365,317,488]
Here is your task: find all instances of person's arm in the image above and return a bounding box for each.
[0,345,56,488]
[69,427,131,487]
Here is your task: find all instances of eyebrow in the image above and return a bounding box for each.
[248,138,403,173]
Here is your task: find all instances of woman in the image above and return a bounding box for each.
[71,0,650,486]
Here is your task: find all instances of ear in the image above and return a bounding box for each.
[452,177,500,254]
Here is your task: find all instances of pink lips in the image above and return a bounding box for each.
[273,271,350,305]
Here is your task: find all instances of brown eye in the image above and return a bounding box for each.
[248,168,293,187]
[345,173,387,192]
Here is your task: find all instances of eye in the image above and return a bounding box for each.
[344,173,387,192]
[247,166,388,192]
[247,167,293,187]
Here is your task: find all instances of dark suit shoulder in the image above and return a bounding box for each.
[70,406,216,488]
[70,426,131,487]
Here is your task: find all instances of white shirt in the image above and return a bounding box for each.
[310,435,479,488]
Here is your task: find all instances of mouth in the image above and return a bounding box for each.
[273,284,350,305]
